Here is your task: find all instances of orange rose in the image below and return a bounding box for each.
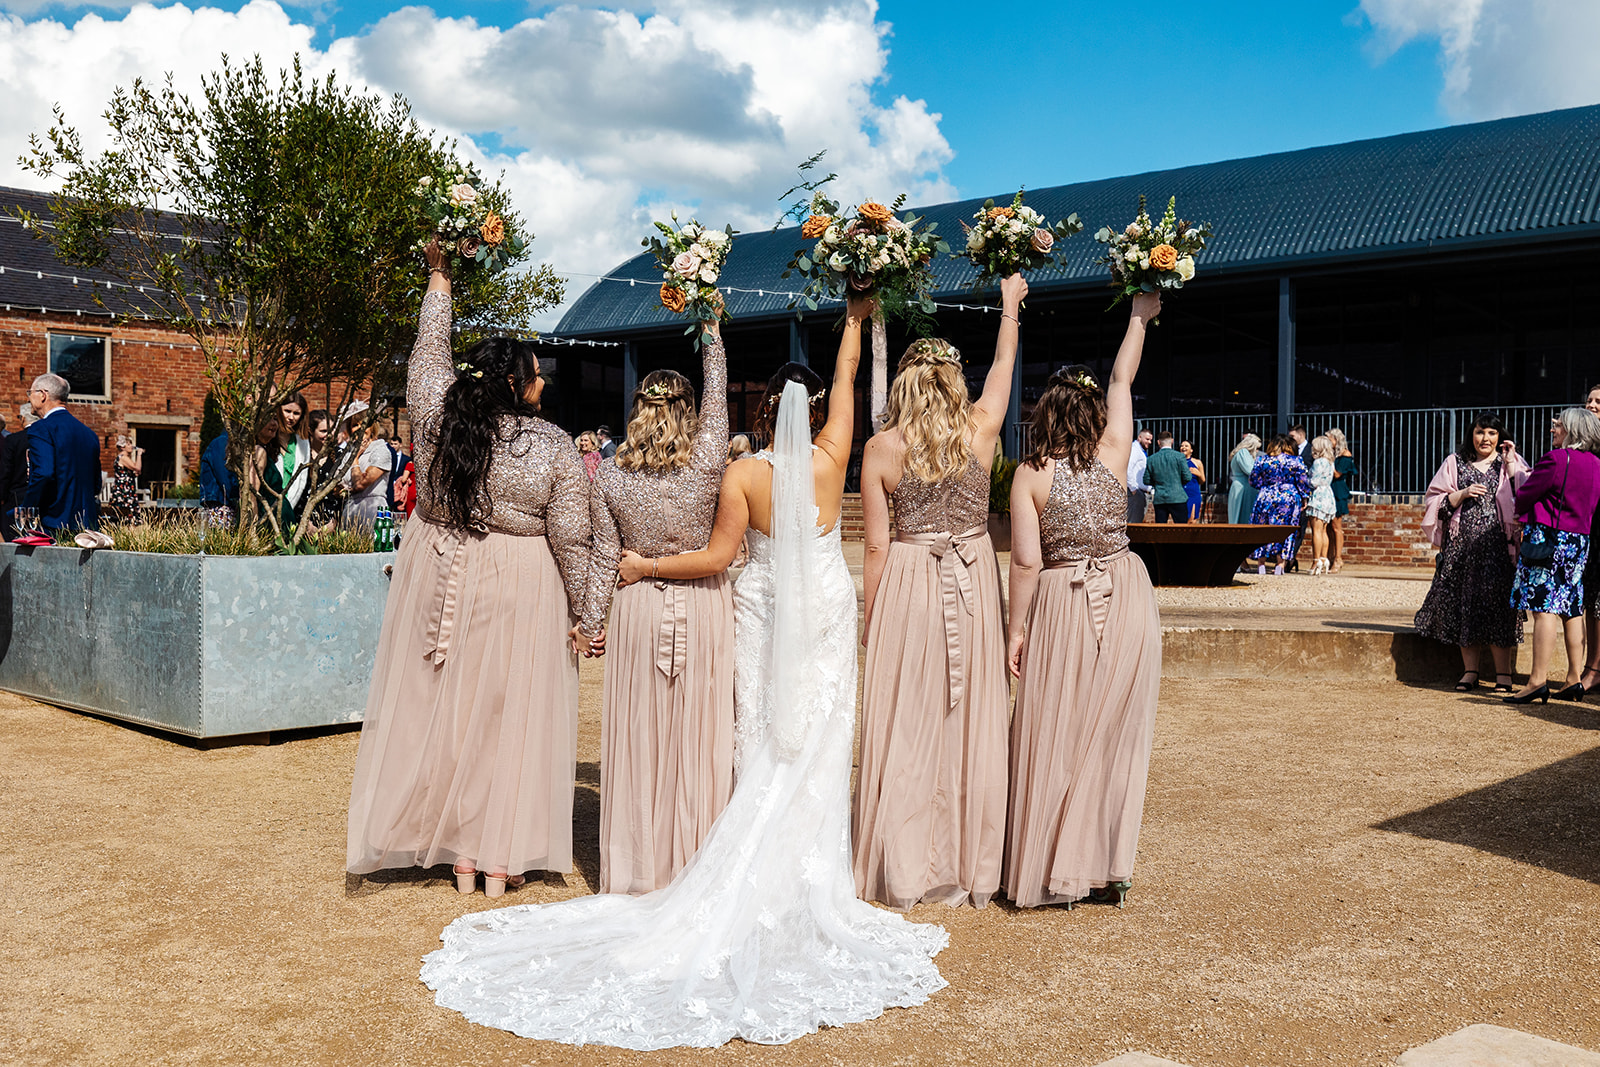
[987,206,1016,220]
[480,212,505,246]
[858,201,894,225]
[1149,243,1178,272]
[800,214,832,239]
[660,284,687,314]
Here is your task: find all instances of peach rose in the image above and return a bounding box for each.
[660,284,687,313]
[457,235,481,259]
[987,206,1016,220]
[858,201,894,225]
[800,214,833,239]
[1029,228,1054,253]
[479,212,505,246]
[1149,243,1178,272]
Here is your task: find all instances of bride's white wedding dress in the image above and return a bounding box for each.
[420,382,948,1049]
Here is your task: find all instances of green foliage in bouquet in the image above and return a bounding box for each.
[412,160,527,276]
[643,213,735,350]
[960,190,1083,287]
[782,191,950,327]
[1094,195,1213,311]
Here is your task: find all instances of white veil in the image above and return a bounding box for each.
[767,379,818,759]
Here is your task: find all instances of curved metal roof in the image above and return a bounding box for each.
[557,103,1600,337]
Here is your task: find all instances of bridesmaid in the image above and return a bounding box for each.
[346,241,593,898]
[579,314,734,895]
[853,273,1026,910]
[1004,292,1163,909]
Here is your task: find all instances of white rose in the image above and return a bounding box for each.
[828,252,849,271]
[967,228,986,252]
[418,176,433,188]
[703,230,728,246]
[1175,256,1196,282]
[1125,249,1141,263]
[448,183,478,206]
[699,266,718,284]
[1009,219,1027,236]
[822,225,841,244]
[681,223,700,239]
[690,242,710,260]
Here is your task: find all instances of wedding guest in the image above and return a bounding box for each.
[853,273,1026,911]
[0,408,32,538]
[1247,435,1311,574]
[1227,433,1260,524]
[576,430,602,480]
[250,391,309,535]
[1580,387,1600,692]
[343,414,394,526]
[1125,427,1151,521]
[1327,428,1354,572]
[1504,407,1600,704]
[727,434,752,464]
[198,430,238,527]
[24,373,102,532]
[1415,413,1527,693]
[596,424,617,459]
[1290,423,1311,464]
[1304,436,1337,575]
[347,240,592,898]
[302,409,344,528]
[1142,430,1191,523]
[1179,440,1205,521]
[1004,292,1163,909]
[578,309,733,896]
[109,435,143,520]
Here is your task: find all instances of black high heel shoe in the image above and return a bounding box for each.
[1504,683,1549,705]
[1493,674,1515,693]
[1554,682,1588,702]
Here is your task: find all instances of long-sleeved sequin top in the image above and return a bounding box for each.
[408,290,591,613]
[1039,457,1130,563]
[579,335,728,632]
[891,455,990,535]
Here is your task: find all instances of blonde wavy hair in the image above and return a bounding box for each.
[881,338,973,483]
[615,370,698,472]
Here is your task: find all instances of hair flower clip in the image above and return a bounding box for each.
[1074,370,1099,391]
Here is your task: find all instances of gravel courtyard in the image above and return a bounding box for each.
[4,650,1597,1066]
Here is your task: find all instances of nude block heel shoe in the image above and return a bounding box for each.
[483,873,526,899]
[454,866,477,895]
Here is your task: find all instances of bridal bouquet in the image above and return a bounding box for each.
[644,214,734,348]
[1093,195,1211,309]
[413,161,526,275]
[783,192,948,319]
[960,190,1082,286]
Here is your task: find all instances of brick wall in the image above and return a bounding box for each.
[1295,495,1434,567]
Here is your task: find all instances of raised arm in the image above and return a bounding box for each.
[815,294,876,471]
[618,462,750,583]
[1006,459,1050,678]
[970,274,1028,443]
[691,315,729,469]
[859,432,896,640]
[1097,292,1161,483]
[408,242,455,433]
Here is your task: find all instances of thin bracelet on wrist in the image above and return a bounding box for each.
[651,559,659,578]
[1001,313,1020,326]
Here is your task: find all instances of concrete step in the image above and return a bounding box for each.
[1396,1024,1600,1066]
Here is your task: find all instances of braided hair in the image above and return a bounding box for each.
[428,335,542,530]
[1024,363,1107,472]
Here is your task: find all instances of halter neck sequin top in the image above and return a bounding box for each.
[891,454,990,535]
[1038,457,1129,563]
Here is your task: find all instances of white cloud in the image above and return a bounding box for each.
[1360,0,1600,119]
[1,0,954,327]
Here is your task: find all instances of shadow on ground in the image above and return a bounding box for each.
[1376,745,1600,885]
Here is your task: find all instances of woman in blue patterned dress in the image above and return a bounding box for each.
[1247,435,1312,574]
[1505,408,1600,703]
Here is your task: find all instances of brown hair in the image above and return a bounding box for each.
[1024,364,1107,472]
[1265,433,1295,456]
[616,370,698,472]
[753,362,826,445]
[882,338,972,482]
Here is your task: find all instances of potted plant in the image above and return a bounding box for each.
[988,453,1018,552]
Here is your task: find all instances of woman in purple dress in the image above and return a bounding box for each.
[1247,435,1312,574]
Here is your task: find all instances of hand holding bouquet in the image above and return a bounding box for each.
[1094,195,1212,315]
[644,214,734,349]
[960,191,1082,286]
[783,192,949,320]
[413,161,526,276]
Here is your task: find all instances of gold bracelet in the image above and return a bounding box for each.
[1002,313,1020,326]
[651,559,658,578]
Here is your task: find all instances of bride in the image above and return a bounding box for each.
[421,293,948,1049]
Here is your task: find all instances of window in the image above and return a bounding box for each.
[47,332,111,400]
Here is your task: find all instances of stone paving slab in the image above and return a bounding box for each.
[1092,1056,1194,1067]
[1396,1024,1600,1066]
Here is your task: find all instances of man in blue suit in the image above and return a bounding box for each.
[24,373,101,532]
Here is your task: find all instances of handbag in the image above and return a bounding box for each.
[1518,450,1570,565]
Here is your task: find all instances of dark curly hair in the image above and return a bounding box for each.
[752,361,826,445]
[1024,364,1107,472]
[427,335,542,530]
[1456,412,1504,461]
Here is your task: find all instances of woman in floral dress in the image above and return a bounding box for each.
[1415,413,1527,693]
[1247,435,1311,573]
[109,435,142,520]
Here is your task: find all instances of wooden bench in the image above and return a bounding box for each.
[1128,523,1299,586]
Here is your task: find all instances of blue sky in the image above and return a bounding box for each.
[0,0,1594,319]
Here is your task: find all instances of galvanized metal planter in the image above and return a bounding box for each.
[0,544,394,739]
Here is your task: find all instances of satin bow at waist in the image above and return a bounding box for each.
[895,522,991,711]
[1043,546,1129,646]
[651,578,693,680]
[421,521,549,665]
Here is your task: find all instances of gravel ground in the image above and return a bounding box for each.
[4,662,1598,1066]
[1152,572,1430,612]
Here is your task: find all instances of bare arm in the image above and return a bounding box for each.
[860,432,896,640]
[1097,292,1161,484]
[349,462,386,493]
[618,462,749,583]
[970,274,1028,443]
[1006,460,1049,678]
[814,294,875,471]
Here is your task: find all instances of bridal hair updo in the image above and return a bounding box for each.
[1024,364,1107,472]
[753,361,827,445]
[882,338,973,483]
[429,335,542,531]
[616,369,698,473]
